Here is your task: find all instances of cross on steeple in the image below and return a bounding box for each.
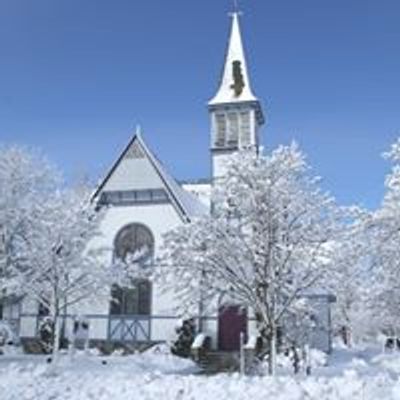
[230,0,242,16]
[233,0,239,12]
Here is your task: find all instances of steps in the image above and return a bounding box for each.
[197,351,240,374]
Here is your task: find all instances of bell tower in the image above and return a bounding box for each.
[209,12,265,179]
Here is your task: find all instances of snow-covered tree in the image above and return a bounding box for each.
[5,186,110,358]
[160,144,345,374]
[365,138,400,337]
[0,145,61,296]
[324,217,372,346]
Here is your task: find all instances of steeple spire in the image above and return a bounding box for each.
[208,11,265,179]
[209,11,257,105]
[135,124,142,138]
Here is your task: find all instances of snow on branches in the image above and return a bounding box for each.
[0,145,113,357]
[365,138,400,337]
[11,188,109,307]
[160,144,345,374]
[323,216,372,345]
[0,145,61,293]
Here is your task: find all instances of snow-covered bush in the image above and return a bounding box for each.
[171,318,196,358]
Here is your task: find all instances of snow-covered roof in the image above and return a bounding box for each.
[138,135,208,220]
[181,182,212,210]
[209,13,257,106]
[92,133,207,222]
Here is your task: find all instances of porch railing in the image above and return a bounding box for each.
[108,315,150,342]
[18,313,181,343]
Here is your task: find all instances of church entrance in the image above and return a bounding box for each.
[218,305,247,351]
[108,281,152,342]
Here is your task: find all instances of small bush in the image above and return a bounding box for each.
[171,318,196,358]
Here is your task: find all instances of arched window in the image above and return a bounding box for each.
[114,223,154,264]
[110,224,154,316]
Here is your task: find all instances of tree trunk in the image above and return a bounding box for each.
[68,317,77,362]
[268,327,277,376]
[256,313,277,376]
[51,300,61,363]
[341,325,352,347]
[292,346,300,374]
[52,315,62,361]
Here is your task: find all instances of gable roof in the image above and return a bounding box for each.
[92,133,207,222]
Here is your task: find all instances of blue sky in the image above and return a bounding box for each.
[1,0,399,209]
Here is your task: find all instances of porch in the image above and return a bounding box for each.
[14,313,181,352]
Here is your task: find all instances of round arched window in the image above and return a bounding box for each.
[114,223,154,265]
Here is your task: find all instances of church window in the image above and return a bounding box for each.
[137,280,152,314]
[99,189,169,206]
[239,111,251,147]
[114,223,154,264]
[215,114,227,147]
[135,190,149,202]
[120,191,132,202]
[227,112,239,147]
[111,224,154,316]
[109,282,151,315]
[152,189,168,201]
[110,279,151,315]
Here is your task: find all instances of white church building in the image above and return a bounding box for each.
[4,12,335,354]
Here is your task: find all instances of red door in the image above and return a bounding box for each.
[218,305,247,351]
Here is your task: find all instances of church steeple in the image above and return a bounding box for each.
[209,11,265,178]
[209,12,257,105]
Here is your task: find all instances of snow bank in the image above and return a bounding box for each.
[1,347,400,399]
[0,362,399,400]
[372,352,400,374]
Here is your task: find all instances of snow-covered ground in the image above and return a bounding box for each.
[1,344,400,399]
